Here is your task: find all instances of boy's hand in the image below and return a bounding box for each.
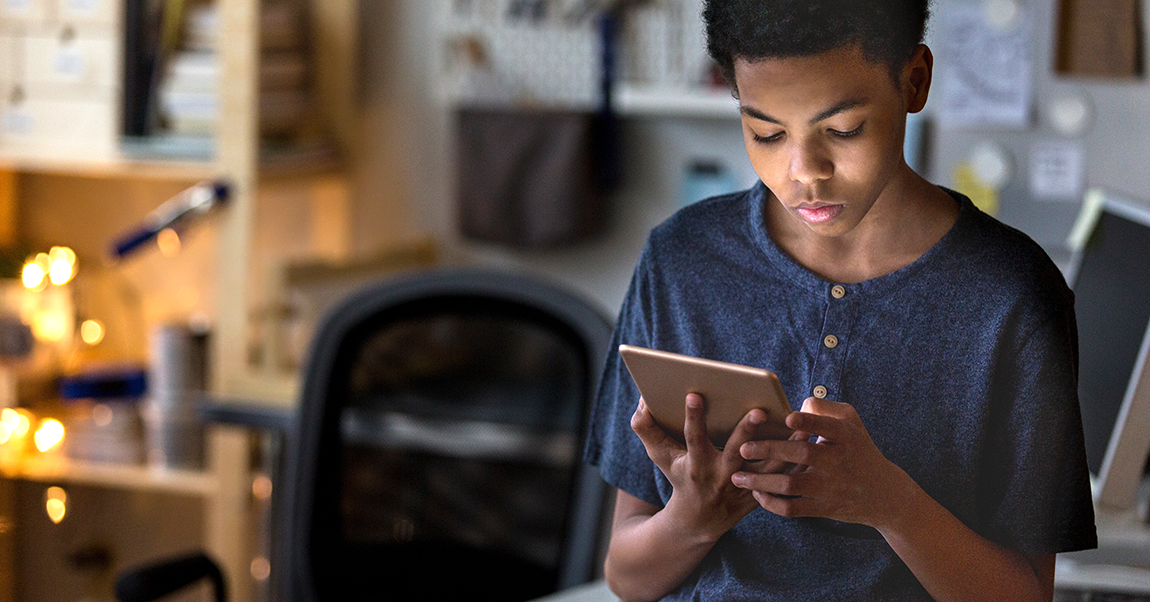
[730,397,912,529]
[630,393,765,541]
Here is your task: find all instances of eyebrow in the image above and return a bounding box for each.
[740,98,868,126]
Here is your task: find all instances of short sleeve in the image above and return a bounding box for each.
[980,303,1098,555]
[583,245,665,506]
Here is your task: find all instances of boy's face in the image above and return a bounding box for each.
[735,44,929,238]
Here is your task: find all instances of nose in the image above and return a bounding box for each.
[788,140,833,185]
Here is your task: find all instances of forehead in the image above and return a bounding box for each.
[733,46,899,114]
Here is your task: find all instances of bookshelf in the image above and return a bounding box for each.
[0,2,359,602]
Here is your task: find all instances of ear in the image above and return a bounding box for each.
[904,44,933,114]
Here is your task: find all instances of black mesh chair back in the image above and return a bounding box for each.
[280,269,614,601]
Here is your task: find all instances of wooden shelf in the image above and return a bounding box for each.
[0,149,219,181]
[0,455,217,497]
[616,83,740,119]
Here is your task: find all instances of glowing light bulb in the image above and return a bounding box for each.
[48,247,75,266]
[47,247,76,285]
[34,419,64,452]
[1,409,19,434]
[45,488,66,524]
[22,262,45,289]
[12,409,31,437]
[80,320,105,345]
[31,312,67,342]
[157,228,182,257]
[46,486,66,503]
[48,259,72,285]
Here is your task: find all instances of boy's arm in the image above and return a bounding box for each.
[603,394,768,602]
[734,397,1055,602]
[604,490,722,602]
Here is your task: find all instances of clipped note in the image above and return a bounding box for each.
[953,162,1000,216]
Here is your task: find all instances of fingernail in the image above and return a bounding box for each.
[731,473,746,487]
[749,411,764,425]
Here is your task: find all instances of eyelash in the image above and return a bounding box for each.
[752,124,864,144]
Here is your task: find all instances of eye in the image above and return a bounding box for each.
[830,124,864,138]
[752,131,783,144]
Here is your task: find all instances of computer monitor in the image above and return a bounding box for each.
[1066,190,1150,513]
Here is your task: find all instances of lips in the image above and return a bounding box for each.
[794,202,844,224]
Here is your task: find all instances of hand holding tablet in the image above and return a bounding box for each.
[618,345,793,447]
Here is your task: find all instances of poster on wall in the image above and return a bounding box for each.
[935,3,1033,129]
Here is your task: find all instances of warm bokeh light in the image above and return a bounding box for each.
[48,258,73,285]
[34,419,64,452]
[157,228,182,257]
[31,312,67,342]
[45,487,67,524]
[0,421,10,444]
[48,246,76,266]
[80,319,106,345]
[250,557,271,581]
[2,408,32,437]
[22,262,45,289]
[46,486,66,503]
[252,475,273,500]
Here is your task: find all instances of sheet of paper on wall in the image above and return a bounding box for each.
[935,3,1033,129]
[1029,140,1086,202]
[1056,0,1143,78]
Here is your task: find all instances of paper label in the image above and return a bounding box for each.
[1030,141,1085,201]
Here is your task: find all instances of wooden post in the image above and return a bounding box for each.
[209,0,260,600]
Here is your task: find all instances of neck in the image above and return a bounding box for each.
[766,165,958,284]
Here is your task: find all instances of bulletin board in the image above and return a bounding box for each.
[436,0,713,108]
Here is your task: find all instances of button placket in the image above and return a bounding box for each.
[808,285,855,403]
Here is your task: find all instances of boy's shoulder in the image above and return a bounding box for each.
[943,190,1073,309]
[647,186,759,252]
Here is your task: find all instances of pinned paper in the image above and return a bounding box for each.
[936,3,1033,129]
[1030,141,1085,201]
[953,163,1000,216]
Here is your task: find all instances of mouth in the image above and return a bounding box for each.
[793,202,845,224]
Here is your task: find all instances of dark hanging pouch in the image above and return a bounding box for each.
[455,106,609,248]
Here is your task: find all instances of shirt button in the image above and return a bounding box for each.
[831,285,846,299]
[824,334,839,349]
[813,385,828,399]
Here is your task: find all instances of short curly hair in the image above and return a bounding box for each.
[704,0,931,92]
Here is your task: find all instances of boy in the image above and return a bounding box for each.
[583,1,1098,600]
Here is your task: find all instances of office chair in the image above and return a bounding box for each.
[280,268,614,601]
[115,552,225,602]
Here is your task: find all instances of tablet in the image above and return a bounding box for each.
[618,344,793,448]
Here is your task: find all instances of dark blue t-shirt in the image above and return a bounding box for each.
[584,183,1097,601]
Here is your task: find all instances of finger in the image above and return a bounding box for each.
[739,439,821,466]
[682,393,715,455]
[785,410,846,443]
[752,490,817,518]
[800,396,859,421]
[723,408,766,460]
[731,470,813,499]
[631,398,682,467]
